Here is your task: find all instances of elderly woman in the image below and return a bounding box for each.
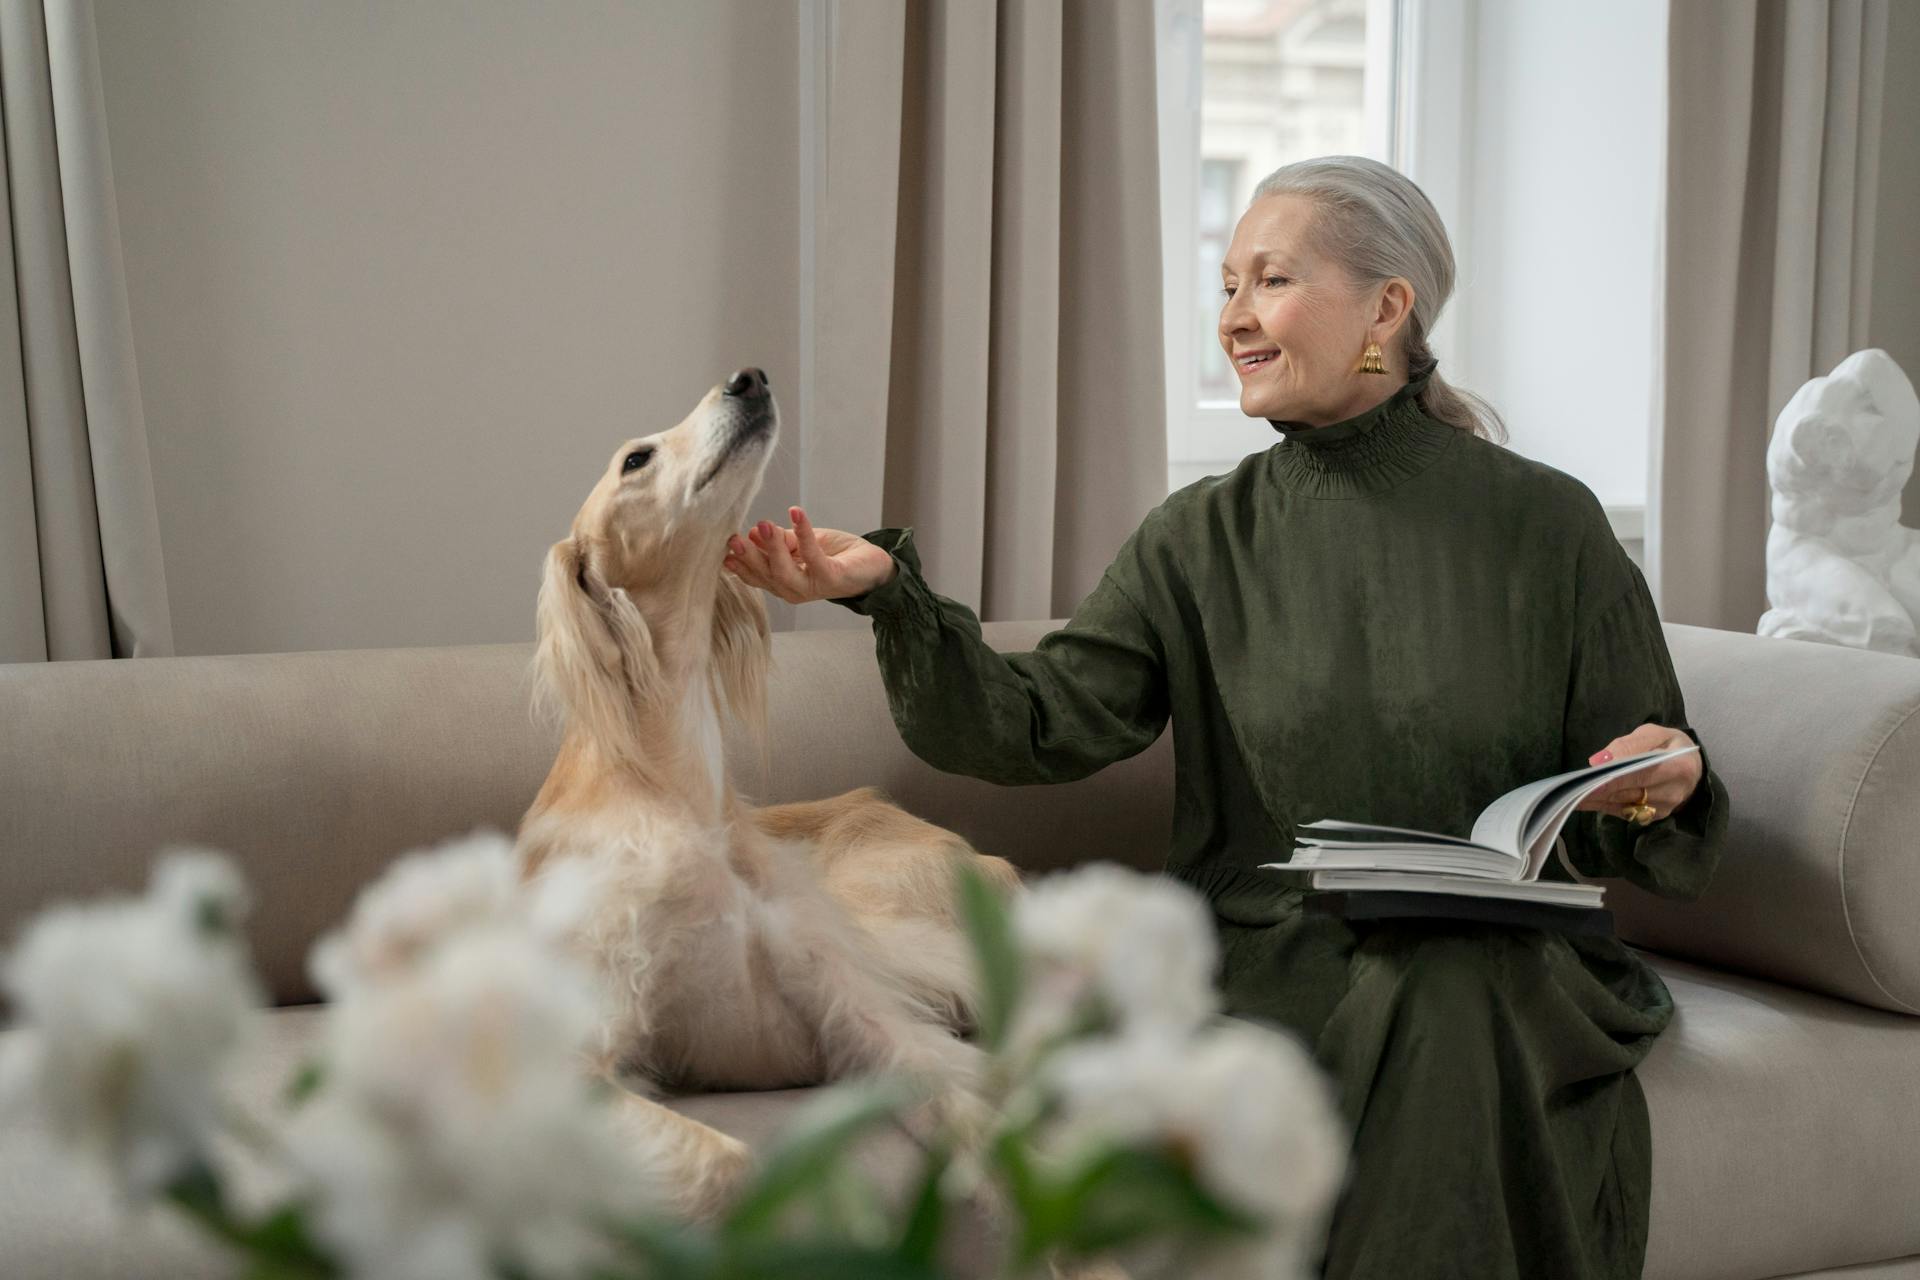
[723,155,1729,1280]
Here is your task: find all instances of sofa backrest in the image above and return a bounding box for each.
[0,622,1171,1008]
[5,617,1916,1016]
[1,644,563,1008]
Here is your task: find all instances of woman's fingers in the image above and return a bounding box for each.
[791,507,828,572]
[729,510,864,603]
[729,525,803,602]
[1575,724,1700,819]
[788,507,845,595]
[726,532,775,591]
[1600,760,1666,795]
[1588,723,1669,767]
[1576,781,1679,818]
[753,519,814,601]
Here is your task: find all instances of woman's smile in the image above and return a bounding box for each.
[1235,349,1280,376]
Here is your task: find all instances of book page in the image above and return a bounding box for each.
[1296,819,1488,848]
[1278,846,1523,878]
[1467,746,1698,861]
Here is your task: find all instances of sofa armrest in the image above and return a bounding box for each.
[1610,624,1920,1016]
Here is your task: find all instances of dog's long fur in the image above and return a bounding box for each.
[512,373,1019,1221]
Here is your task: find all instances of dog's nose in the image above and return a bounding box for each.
[724,367,770,399]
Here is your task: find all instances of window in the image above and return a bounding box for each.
[1159,0,1404,492]
[1155,0,1652,561]
[1196,158,1242,402]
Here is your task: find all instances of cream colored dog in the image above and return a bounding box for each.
[513,368,1018,1221]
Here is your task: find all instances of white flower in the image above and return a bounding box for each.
[0,848,263,1200]
[286,917,664,1280]
[1009,863,1220,1051]
[1046,1021,1349,1272]
[308,828,595,999]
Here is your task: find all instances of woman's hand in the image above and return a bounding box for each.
[1573,723,1703,822]
[722,506,897,604]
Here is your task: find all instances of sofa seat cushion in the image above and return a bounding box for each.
[1640,954,1920,1280]
[0,1004,943,1280]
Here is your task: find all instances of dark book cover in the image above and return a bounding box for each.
[1305,890,1615,937]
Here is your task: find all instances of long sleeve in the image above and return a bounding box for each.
[827,525,1170,786]
[1557,554,1731,901]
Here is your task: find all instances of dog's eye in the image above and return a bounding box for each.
[623,447,654,473]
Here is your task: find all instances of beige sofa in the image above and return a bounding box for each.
[2,621,1918,1279]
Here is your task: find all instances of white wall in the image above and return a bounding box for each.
[1453,0,1665,514]
[94,1,802,656]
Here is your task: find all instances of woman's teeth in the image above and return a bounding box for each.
[1238,353,1276,372]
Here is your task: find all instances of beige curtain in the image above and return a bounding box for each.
[0,0,171,662]
[1650,0,1888,631]
[805,0,1166,626]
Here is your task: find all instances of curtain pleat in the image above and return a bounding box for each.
[1651,0,1888,632]
[0,0,171,661]
[804,0,1165,627]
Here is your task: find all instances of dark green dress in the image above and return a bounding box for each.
[830,369,1730,1279]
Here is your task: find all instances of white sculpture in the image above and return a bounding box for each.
[1759,348,1920,656]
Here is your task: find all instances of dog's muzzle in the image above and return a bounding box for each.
[695,368,776,490]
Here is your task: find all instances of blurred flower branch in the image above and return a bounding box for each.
[0,836,1348,1280]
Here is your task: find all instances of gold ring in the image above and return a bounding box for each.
[1629,803,1657,825]
[1635,787,1649,807]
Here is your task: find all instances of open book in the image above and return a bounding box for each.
[1259,745,1699,909]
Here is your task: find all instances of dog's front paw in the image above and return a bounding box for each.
[672,1130,757,1224]
[901,1085,995,1153]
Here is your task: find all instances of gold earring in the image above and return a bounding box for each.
[1356,342,1388,375]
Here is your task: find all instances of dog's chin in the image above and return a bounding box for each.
[695,418,776,497]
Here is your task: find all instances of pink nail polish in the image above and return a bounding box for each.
[1592,750,1613,763]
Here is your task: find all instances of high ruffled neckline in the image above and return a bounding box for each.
[1264,370,1455,498]
[1268,369,1432,442]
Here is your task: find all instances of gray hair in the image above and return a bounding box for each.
[1252,155,1506,444]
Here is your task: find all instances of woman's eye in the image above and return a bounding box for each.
[623,448,654,473]
[1221,276,1286,299]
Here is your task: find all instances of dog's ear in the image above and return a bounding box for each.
[531,537,661,764]
[710,568,770,747]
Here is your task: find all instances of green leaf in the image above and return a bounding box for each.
[815,1158,892,1247]
[893,1142,951,1266]
[954,863,1022,1052]
[282,1059,326,1109]
[600,1210,717,1279]
[990,1125,1045,1212]
[1050,1145,1263,1259]
[990,1128,1082,1262]
[720,1240,949,1280]
[241,1261,339,1280]
[720,1079,916,1241]
[194,894,233,938]
[241,1203,336,1271]
[163,1164,338,1277]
